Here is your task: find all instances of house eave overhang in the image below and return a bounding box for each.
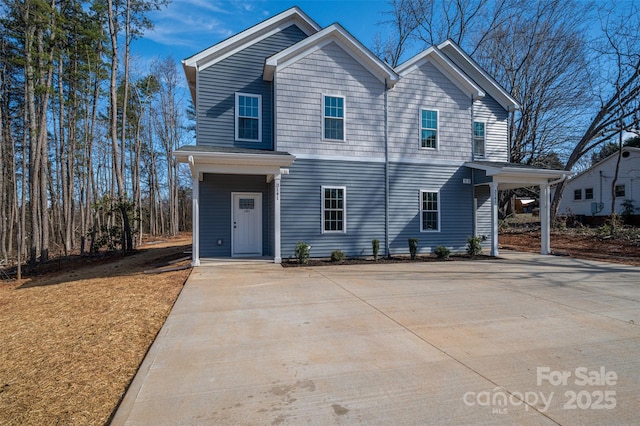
[466,161,572,189]
[395,47,485,100]
[438,40,520,112]
[174,147,296,180]
[182,7,322,105]
[264,23,399,89]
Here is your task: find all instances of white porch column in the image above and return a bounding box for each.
[540,183,550,255]
[490,181,499,257]
[274,174,282,263]
[191,175,200,266]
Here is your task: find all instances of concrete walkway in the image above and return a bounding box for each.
[112,252,640,425]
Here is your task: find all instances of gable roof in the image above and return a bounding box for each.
[568,146,640,182]
[182,7,321,103]
[263,23,399,88]
[395,46,485,100]
[437,40,520,112]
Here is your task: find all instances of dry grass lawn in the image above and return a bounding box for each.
[0,236,192,425]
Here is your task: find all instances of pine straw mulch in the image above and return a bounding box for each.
[0,235,192,426]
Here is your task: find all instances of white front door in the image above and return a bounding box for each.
[232,193,262,256]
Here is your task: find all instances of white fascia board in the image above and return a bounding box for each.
[174,150,296,168]
[183,7,320,70]
[437,40,520,111]
[395,48,484,99]
[394,46,436,74]
[466,161,572,178]
[264,24,399,88]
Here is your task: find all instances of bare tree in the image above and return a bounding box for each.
[475,0,592,165]
[551,2,640,219]
[152,57,184,236]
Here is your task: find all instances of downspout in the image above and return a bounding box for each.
[384,79,390,257]
[471,95,476,236]
[272,71,277,151]
[548,174,568,187]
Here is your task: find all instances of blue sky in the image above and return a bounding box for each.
[134,0,394,63]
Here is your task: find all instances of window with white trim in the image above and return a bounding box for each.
[420,190,440,232]
[473,121,486,157]
[574,189,582,200]
[323,95,344,141]
[235,93,261,141]
[322,186,346,233]
[615,184,625,197]
[585,188,594,200]
[421,109,438,149]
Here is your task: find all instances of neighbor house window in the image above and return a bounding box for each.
[421,109,438,149]
[473,121,485,157]
[323,95,344,140]
[585,188,594,200]
[322,186,346,233]
[615,184,625,197]
[574,189,582,200]
[235,93,261,141]
[420,190,440,231]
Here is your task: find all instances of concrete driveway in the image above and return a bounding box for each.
[112,252,640,425]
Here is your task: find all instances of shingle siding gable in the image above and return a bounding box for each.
[196,25,308,150]
[276,41,386,157]
[473,94,509,161]
[388,61,472,162]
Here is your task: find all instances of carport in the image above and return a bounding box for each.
[467,161,571,256]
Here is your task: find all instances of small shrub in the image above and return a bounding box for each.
[294,241,311,264]
[466,236,482,257]
[331,249,346,262]
[408,238,419,260]
[434,245,451,259]
[372,239,380,261]
[596,223,612,239]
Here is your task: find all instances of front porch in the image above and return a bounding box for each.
[174,145,295,266]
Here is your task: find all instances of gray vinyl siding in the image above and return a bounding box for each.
[388,61,472,162]
[388,162,474,254]
[199,174,272,257]
[197,25,308,150]
[280,159,386,259]
[473,169,493,185]
[276,42,386,158]
[473,95,509,161]
[474,185,492,248]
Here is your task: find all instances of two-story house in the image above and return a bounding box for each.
[175,7,567,265]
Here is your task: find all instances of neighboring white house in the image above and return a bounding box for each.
[558,147,640,219]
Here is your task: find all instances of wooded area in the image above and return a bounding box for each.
[2,0,639,273]
[0,0,192,273]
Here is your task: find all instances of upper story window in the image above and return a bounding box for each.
[585,188,594,200]
[235,93,262,142]
[473,121,486,157]
[574,189,582,200]
[420,190,440,232]
[323,95,345,141]
[322,186,346,233]
[615,184,625,197]
[421,109,438,149]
